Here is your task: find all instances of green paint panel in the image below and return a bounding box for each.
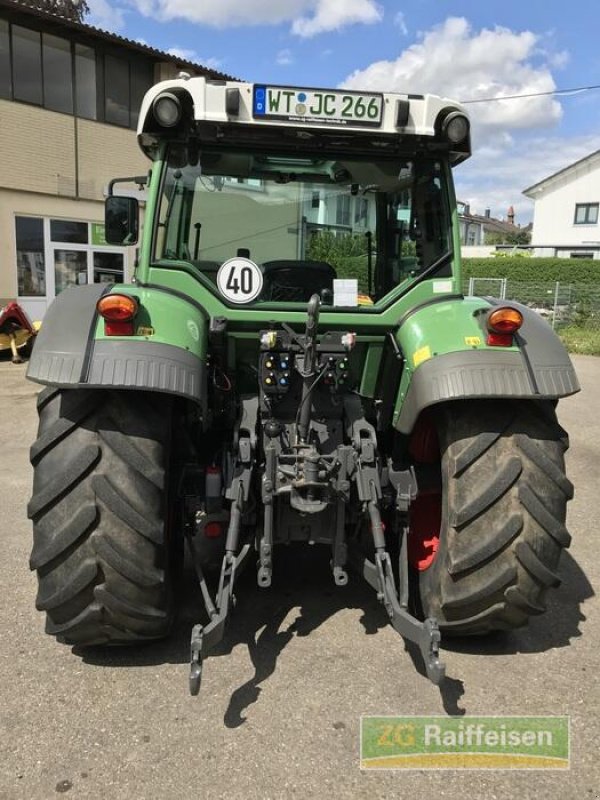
[94,284,207,359]
[145,265,459,331]
[395,296,512,367]
[359,343,384,397]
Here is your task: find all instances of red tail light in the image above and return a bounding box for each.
[486,306,523,346]
[96,294,138,336]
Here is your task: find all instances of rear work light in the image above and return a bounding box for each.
[440,111,470,144]
[486,306,523,347]
[152,92,182,127]
[96,294,139,336]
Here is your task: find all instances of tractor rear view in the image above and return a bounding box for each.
[26,78,579,693]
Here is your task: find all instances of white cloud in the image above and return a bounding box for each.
[129,0,382,36]
[291,0,382,37]
[166,47,222,69]
[87,0,125,31]
[394,11,408,36]
[342,17,562,131]
[548,50,569,69]
[456,133,600,223]
[340,17,581,223]
[276,49,294,66]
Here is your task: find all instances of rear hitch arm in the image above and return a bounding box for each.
[351,426,446,685]
[350,542,445,685]
[188,425,255,696]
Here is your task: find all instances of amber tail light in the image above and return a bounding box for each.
[486,306,523,347]
[96,294,139,336]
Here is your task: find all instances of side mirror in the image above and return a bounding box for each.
[105,196,139,245]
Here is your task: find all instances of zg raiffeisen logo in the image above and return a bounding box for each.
[360,716,569,770]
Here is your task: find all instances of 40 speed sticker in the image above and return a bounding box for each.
[217,257,263,304]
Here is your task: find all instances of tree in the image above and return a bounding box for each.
[23,0,90,23]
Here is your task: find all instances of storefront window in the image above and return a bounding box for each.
[15,217,127,304]
[16,216,46,297]
[50,219,88,243]
[54,249,88,294]
[94,252,124,283]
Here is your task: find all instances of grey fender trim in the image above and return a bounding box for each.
[30,337,206,405]
[27,285,206,406]
[395,348,579,434]
[488,298,581,395]
[27,284,108,384]
[86,340,206,402]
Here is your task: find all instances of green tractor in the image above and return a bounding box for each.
[27,78,579,693]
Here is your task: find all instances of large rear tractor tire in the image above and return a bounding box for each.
[28,387,175,646]
[414,401,573,634]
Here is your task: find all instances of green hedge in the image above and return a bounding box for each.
[462,258,600,284]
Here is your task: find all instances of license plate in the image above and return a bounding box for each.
[252,85,384,127]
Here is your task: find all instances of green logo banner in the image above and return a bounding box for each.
[91,223,107,246]
[361,716,569,770]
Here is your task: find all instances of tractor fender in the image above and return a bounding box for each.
[393,297,580,434]
[26,283,207,409]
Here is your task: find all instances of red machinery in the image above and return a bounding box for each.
[0,302,38,363]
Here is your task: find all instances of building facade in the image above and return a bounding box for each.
[0,0,229,320]
[523,150,600,259]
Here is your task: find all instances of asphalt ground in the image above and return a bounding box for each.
[0,354,598,800]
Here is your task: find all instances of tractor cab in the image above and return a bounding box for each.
[107,79,470,313]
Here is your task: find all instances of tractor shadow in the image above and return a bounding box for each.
[78,548,592,724]
[78,545,389,711]
[398,550,593,716]
[188,545,391,727]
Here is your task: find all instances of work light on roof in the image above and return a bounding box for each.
[152,92,182,128]
[441,111,470,144]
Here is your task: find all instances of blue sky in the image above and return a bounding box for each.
[88,0,600,224]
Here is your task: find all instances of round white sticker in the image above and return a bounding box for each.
[216,257,263,304]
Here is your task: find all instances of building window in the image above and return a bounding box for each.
[50,219,88,244]
[574,203,599,225]
[130,60,154,127]
[12,25,42,105]
[354,197,369,226]
[570,252,594,259]
[336,195,351,227]
[0,20,10,99]
[15,217,46,297]
[43,34,73,114]
[75,44,97,120]
[54,249,88,294]
[2,23,154,127]
[104,53,130,126]
[94,251,124,283]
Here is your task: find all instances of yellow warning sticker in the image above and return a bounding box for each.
[413,345,432,367]
[464,336,481,346]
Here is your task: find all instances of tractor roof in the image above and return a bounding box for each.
[137,76,471,165]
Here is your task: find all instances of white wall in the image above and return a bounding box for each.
[529,156,600,247]
[461,245,495,258]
